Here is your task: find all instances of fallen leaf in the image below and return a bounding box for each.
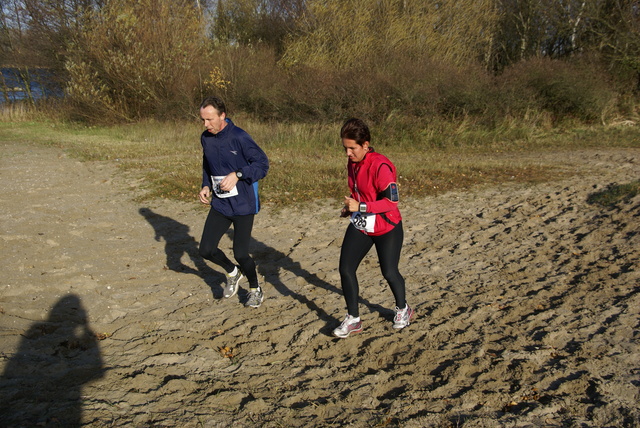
[218,346,235,358]
[95,332,112,340]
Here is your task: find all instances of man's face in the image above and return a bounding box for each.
[200,105,227,134]
[342,138,370,163]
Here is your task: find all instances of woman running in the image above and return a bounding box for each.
[333,118,414,338]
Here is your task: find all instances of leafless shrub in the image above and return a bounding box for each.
[64,0,210,123]
[497,57,618,124]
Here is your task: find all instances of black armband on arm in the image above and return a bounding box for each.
[378,183,399,202]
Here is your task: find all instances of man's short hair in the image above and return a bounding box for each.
[200,96,226,114]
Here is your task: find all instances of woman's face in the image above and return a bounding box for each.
[342,138,369,163]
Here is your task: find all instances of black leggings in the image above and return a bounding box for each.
[199,208,259,288]
[339,222,406,318]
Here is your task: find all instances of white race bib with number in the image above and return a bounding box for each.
[350,212,376,233]
[211,176,238,198]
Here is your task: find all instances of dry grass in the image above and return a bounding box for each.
[1,111,638,205]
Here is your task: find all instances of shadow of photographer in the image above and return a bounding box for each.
[0,294,104,427]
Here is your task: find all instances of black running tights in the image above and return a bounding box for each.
[338,222,406,318]
[199,208,259,288]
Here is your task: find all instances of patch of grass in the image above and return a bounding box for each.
[1,116,638,205]
[587,181,640,208]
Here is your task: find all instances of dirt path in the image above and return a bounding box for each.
[1,141,638,427]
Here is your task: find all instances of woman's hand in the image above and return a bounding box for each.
[343,196,360,213]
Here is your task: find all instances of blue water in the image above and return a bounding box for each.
[1,68,64,102]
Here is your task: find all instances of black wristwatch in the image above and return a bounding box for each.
[359,202,367,213]
[235,171,243,179]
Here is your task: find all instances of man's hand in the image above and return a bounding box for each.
[199,186,211,204]
[219,172,239,192]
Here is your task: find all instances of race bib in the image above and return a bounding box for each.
[211,176,238,198]
[350,212,376,233]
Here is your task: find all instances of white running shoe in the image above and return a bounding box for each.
[393,304,414,329]
[245,288,264,308]
[224,268,243,298]
[332,314,363,338]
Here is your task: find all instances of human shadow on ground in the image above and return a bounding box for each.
[246,232,389,336]
[0,294,104,427]
[139,208,388,335]
[139,207,225,297]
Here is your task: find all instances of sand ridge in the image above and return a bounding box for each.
[0,141,638,427]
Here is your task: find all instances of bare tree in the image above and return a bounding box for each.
[587,0,640,91]
[486,0,592,71]
[20,0,101,73]
[0,0,39,102]
[280,0,500,70]
[212,0,306,53]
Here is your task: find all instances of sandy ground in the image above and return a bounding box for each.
[0,140,638,427]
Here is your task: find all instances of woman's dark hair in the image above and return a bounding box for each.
[200,96,226,114]
[340,118,370,146]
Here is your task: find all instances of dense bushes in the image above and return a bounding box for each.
[64,0,210,123]
[2,0,637,127]
[212,45,623,128]
[62,35,630,127]
[497,57,618,124]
